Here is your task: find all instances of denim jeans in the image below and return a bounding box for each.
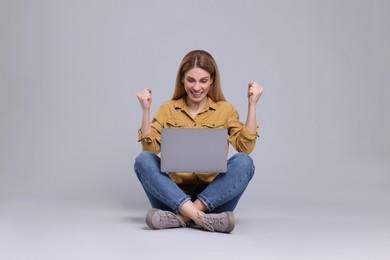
[133,151,255,213]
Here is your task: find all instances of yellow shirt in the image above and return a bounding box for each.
[138,96,259,193]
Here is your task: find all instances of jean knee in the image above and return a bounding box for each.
[230,152,255,179]
[134,151,159,176]
[231,152,254,166]
[135,151,154,164]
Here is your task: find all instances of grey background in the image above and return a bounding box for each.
[1,0,389,259]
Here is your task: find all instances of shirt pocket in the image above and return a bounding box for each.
[165,119,188,128]
[201,120,226,128]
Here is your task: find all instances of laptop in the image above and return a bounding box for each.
[160,128,228,173]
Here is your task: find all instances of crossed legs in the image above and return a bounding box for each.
[134,151,255,232]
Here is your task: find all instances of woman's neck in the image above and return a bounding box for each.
[186,96,207,117]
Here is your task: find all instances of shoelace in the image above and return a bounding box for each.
[197,213,225,232]
[158,211,186,227]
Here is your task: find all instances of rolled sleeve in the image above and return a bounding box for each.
[137,128,161,154]
[229,125,259,154]
[241,125,260,140]
[137,129,153,143]
[227,106,260,154]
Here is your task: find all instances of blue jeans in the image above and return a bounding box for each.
[133,151,255,213]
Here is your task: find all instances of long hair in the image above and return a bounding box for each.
[172,50,226,101]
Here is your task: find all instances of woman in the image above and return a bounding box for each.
[134,50,263,233]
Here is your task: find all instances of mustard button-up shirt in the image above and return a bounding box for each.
[138,96,259,193]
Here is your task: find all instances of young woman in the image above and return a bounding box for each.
[134,50,263,233]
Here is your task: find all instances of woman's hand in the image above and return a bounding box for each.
[137,88,152,111]
[245,82,263,133]
[137,88,153,135]
[247,82,263,105]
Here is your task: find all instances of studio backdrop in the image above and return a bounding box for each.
[0,0,389,210]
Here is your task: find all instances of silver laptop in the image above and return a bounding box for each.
[160,128,228,173]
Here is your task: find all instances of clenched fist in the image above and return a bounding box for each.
[247,82,263,105]
[137,88,152,111]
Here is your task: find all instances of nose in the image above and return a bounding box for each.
[193,82,201,91]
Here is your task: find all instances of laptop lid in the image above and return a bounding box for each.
[160,128,228,173]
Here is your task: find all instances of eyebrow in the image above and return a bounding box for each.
[186,76,210,80]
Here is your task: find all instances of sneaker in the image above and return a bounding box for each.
[198,211,235,233]
[145,208,186,230]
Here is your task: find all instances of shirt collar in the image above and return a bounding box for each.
[174,96,218,111]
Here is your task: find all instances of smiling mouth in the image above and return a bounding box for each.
[191,91,203,97]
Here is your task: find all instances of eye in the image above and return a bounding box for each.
[201,79,208,84]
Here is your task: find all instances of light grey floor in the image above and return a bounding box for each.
[1,197,389,260]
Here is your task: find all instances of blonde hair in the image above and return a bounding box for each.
[172,50,226,101]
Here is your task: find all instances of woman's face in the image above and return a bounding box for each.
[182,67,212,104]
